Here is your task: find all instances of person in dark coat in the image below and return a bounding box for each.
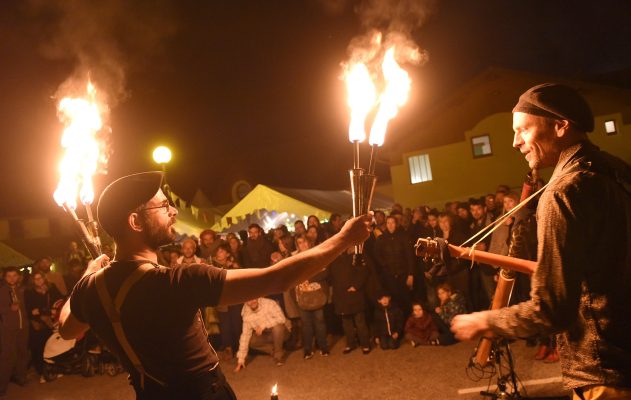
[242,224,274,268]
[374,216,415,314]
[372,293,404,350]
[329,249,371,354]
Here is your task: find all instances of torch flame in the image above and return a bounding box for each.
[53,81,104,209]
[368,47,411,147]
[271,383,278,395]
[345,63,376,143]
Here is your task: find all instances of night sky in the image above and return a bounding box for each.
[1,0,629,217]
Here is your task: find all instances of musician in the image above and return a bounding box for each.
[57,171,371,400]
[451,83,631,399]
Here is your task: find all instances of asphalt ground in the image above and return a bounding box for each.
[3,338,571,400]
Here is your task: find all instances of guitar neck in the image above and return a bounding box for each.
[447,244,536,275]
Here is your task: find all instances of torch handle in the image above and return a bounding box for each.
[63,203,101,259]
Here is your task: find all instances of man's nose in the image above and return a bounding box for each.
[512,132,523,149]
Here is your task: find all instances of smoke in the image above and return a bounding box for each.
[25,0,178,106]
[344,0,438,73]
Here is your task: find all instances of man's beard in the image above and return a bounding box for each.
[140,215,176,250]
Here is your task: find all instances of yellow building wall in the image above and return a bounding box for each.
[391,112,631,208]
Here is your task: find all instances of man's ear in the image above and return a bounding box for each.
[128,213,144,233]
[554,119,571,138]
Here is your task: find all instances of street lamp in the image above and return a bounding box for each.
[152,145,173,202]
[152,145,172,171]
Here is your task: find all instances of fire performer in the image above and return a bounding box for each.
[451,83,631,399]
[57,171,371,399]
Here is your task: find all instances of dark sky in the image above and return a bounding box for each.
[1,0,630,217]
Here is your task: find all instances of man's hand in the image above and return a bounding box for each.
[435,307,441,314]
[406,275,414,289]
[255,327,264,336]
[10,304,19,311]
[347,286,356,292]
[32,308,40,316]
[234,361,245,373]
[451,312,490,341]
[338,215,372,247]
[85,254,110,276]
[392,332,399,340]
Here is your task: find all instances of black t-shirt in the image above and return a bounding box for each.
[70,261,227,386]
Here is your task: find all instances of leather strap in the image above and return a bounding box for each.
[95,262,166,389]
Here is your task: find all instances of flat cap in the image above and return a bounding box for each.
[512,83,594,133]
[97,171,163,238]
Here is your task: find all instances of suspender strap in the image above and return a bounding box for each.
[95,263,166,389]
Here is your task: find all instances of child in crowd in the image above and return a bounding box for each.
[432,283,467,345]
[372,293,404,350]
[404,302,439,347]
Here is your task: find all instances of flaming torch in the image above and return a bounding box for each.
[344,42,411,256]
[53,81,107,259]
[345,62,377,256]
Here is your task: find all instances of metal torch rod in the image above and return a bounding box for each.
[62,202,101,259]
[368,145,377,175]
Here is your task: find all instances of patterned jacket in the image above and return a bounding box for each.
[486,141,631,390]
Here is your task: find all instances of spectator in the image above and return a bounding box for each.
[234,298,289,372]
[306,215,327,243]
[373,293,403,350]
[226,235,244,267]
[0,267,29,395]
[293,220,306,235]
[243,224,274,268]
[435,213,470,309]
[65,241,86,266]
[469,198,494,311]
[305,226,320,246]
[63,258,86,292]
[433,283,465,345]
[32,257,67,297]
[404,302,439,347]
[329,249,371,355]
[276,235,302,350]
[211,244,242,361]
[455,202,473,236]
[325,213,343,237]
[25,271,63,383]
[168,249,180,268]
[372,210,387,238]
[426,209,442,238]
[294,234,330,359]
[375,216,415,314]
[177,238,202,265]
[199,229,222,261]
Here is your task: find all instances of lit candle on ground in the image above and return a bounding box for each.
[271,383,279,400]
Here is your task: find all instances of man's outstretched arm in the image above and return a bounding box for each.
[219,215,371,306]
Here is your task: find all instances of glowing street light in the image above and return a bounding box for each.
[152,145,172,166]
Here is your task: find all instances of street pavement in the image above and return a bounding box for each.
[3,338,570,400]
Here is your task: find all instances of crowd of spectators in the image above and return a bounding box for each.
[0,183,557,396]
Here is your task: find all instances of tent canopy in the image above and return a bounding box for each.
[0,241,33,268]
[211,184,393,232]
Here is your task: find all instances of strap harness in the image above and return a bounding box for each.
[94,260,167,389]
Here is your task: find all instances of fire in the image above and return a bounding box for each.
[53,81,105,209]
[271,383,278,395]
[345,62,376,143]
[368,47,411,147]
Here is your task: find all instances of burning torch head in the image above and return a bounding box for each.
[97,171,164,239]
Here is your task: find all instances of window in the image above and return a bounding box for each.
[604,120,617,135]
[409,154,433,184]
[471,135,492,158]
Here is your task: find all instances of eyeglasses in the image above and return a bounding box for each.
[140,200,172,214]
